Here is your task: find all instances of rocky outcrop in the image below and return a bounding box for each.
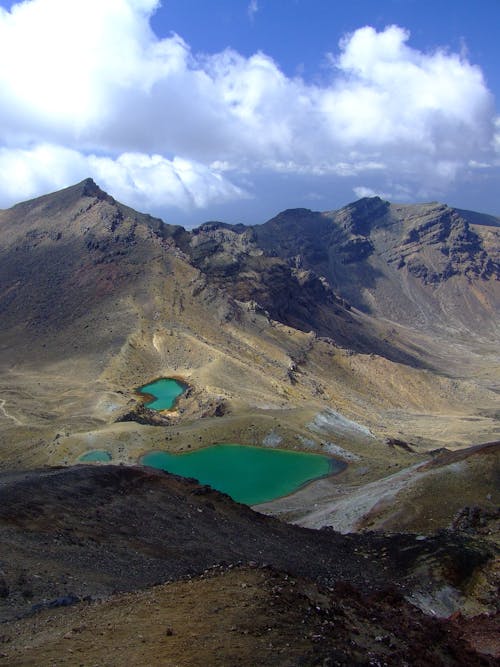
[246,198,499,332]
[395,207,499,283]
[115,403,173,426]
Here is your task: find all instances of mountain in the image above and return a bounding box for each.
[186,196,499,345]
[254,198,499,332]
[0,181,499,664]
[0,180,498,506]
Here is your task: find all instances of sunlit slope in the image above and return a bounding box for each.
[0,181,498,482]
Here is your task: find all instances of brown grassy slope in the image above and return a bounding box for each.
[2,567,497,667]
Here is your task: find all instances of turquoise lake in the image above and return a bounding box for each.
[79,450,112,462]
[141,444,345,505]
[137,378,187,410]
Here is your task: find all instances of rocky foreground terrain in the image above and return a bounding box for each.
[0,180,498,663]
[0,465,498,665]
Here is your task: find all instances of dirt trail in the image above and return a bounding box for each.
[0,398,23,425]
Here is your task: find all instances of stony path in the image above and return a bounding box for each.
[0,398,23,425]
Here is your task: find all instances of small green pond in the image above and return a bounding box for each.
[141,444,345,505]
[137,378,187,410]
[79,450,112,462]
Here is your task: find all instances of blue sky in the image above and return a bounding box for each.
[0,0,498,225]
[153,1,500,92]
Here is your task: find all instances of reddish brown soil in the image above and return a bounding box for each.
[1,567,498,667]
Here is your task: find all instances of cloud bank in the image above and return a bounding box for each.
[0,0,498,217]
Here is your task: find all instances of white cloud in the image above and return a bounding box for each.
[0,145,88,201]
[0,144,247,211]
[494,116,500,156]
[89,153,249,210]
[248,0,258,22]
[353,186,390,200]
[0,1,497,214]
[330,25,493,152]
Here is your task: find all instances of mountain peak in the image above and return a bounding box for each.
[345,195,389,213]
[65,177,115,204]
[6,178,115,217]
[79,177,106,197]
[335,195,390,236]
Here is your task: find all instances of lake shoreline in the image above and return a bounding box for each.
[140,443,347,506]
[135,376,190,411]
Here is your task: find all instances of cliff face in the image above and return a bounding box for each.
[183,221,356,345]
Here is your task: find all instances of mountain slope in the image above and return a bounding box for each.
[0,183,498,664]
[0,180,498,533]
[0,178,184,359]
[252,197,500,338]
[0,465,495,617]
[6,567,498,666]
[0,465,497,665]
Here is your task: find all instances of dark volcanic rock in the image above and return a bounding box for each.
[334,195,391,236]
[185,214,423,364]
[338,235,374,263]
[115,404,172,426]
[0,465,494,624]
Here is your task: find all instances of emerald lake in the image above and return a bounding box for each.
[137,378,187,410]
[141,444,345,505]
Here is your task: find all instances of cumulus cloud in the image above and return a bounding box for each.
[0,144,247,211]
[353,186,392,200]
[330,26,493,152]
[0,0,497,215]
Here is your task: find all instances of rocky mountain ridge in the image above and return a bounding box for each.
[2,179,498,344]
[192,195,500,335]
[0,178,498,466]
[0,181,498,664]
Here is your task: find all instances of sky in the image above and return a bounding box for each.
[0,0,498,226]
